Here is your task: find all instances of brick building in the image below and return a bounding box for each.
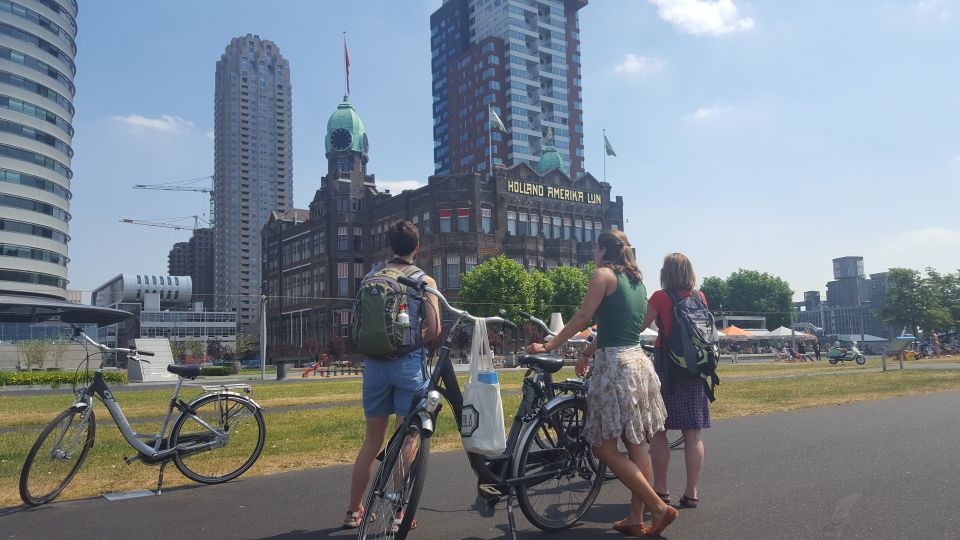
[261,97,622,358]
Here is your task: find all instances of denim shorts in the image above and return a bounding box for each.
[362,349,428,417]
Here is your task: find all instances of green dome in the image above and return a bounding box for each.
[536,144,567,175]
[325,95,368,156]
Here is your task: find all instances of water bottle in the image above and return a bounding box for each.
[398,306,412,345]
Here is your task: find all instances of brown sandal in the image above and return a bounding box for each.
[644,506,678,537]
[679,494,699,508]
[613,518,647,536]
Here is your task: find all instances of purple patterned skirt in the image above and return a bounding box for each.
[653,350,711,430]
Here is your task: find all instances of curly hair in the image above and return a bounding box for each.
[597,230,642,284]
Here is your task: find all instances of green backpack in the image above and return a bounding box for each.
[351,265,423,359]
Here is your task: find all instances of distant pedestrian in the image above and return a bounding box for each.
[730,342,741,364]
[813,340,821,361]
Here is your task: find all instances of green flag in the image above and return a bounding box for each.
[603,133,617,157]
[489,106,506,132]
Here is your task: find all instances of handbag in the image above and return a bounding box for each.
[460,318,506,455]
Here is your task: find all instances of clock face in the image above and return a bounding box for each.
[330,128,352,151]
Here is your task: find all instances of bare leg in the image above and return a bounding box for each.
[682,428,704,500]
[348,415,403,512]
[623,438,653,525]
[650,429,671,496]
[593,438,670,525]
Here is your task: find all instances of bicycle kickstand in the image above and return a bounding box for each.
[505,487,518,540]
[156,460,168,495]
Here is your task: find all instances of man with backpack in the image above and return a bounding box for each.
[343,220,440,529]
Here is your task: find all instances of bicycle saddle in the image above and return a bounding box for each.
[517,354,564,374]
[167,364,203,379]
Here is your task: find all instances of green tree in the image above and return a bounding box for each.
[233,334,254,361]
[880,268,931,335]
[529,270,555,322]
[18,340,50,370]
[186,339,205,362]
[924,268,960,326]
[170,340,186,361]
[724,269,794,329]
[206,337,224,361]
[48,336,70,370]
[700,276,729,312]
[459,255,534,322]
[549,266,589,323]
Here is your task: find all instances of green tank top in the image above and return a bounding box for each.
[595,271,647,349]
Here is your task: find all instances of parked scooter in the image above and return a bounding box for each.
[826,344,866,365]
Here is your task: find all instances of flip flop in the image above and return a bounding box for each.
[679,494,699,508]
[342,509,364,529]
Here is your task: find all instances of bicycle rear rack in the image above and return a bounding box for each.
[199,384,253,394]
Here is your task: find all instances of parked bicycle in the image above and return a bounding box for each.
[358,280,606,540]
[19,326,266,506]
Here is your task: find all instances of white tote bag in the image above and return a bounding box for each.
[460,318,507,455]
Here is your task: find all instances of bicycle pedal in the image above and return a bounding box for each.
[478,484,502,498]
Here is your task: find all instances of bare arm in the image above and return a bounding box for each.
[527,268,616,354]
[420,275,441,343]
[641,305,658,332]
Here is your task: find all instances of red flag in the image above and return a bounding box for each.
[343,40,350,96]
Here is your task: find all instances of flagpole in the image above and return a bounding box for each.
[342,31,348,97]
[488,105,493,183]
[602,129,607,183]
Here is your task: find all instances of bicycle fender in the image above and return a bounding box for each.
[186,392,263,411]
[510,394,580,479]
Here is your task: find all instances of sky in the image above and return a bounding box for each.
[66,0,960,301]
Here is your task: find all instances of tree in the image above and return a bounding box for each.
[549,266,589,323]
[48,336,70,370]
[328,335,346,361]
[233,334,253,361]
[459,255,534,322]
[529,270,555,322]
[186,339,205,362]
[724,269,794,329]
[206,337,224,361]
[880,268,931,335]
[923,268,960,327]
[700,276,729,312]
[170,340,186,362]
[18,340,50,370]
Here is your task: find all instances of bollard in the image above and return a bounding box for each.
[276,361,288,380]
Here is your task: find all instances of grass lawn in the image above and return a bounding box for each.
[3,361,960,507]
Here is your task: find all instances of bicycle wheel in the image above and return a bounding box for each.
[358,417,430,540]
[170,394,265,483]
[20,407,95,506]
[515,398,604,531]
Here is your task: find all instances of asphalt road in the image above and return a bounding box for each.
[3,389,959,539]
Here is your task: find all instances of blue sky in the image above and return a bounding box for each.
[68,0,960,300]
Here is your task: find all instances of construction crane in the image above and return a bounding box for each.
[133,175,215,226]
[119,215,208,231]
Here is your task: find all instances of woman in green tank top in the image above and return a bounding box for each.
[525,230,677,536]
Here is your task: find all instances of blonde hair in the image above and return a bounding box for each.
[597,230,642,283]
[660,253,696,290]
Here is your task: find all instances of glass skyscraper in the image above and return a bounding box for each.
[431,0,586,177]
[213,35,292,328]
[0,0,78,299]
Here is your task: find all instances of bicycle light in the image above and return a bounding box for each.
[425,390,441,413]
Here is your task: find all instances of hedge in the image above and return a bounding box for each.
[0,370,128,388]
[200,366,233,376]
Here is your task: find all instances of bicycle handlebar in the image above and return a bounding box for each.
[72,325,153,362]
[520,311,593,345]
[398,276,517,329]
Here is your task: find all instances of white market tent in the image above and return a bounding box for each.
[765,326,816,340]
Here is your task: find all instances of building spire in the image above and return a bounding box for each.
[343,31,350,98]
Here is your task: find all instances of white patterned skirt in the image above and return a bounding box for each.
[583,344,667,447]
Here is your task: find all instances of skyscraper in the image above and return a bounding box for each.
[168,227,214,308]
[430,0,586,177]
[213,35,292,328]
[0,0,78,299]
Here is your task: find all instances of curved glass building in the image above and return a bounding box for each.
[0,0,77,299]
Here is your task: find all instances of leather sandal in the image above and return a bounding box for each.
[679,494,699,508]
[644,506,678,537]
[655,492,671,504]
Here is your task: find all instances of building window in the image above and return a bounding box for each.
[338,226,348,251]
[433,256,443,288]
[481,208,492,233]
[421,211,431,233]
[575,219,584,242]
[465,255,478,274]
[354,262,364,291]
[337,262,349,297]
[530,214,539,237]
[594,221,603,237]
[447,255,461,289]
[563,217,572,240]
[507,211,516,235]
[136,275,141,285]
[584,220,593,242]
[353,227,363,251]
[518,212,529,236]
[611,222,619,230]
[439,209,452,232]
[552,216,562,239]
[337,198,349,212]
[457,208,470,232]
